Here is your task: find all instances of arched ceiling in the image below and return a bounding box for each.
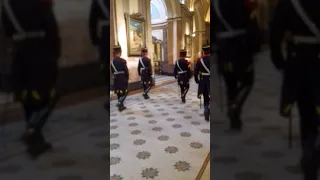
[150,0,209,24]
[150,0,168,24]
[150,0,181,24]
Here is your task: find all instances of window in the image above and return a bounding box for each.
[180,0,185,4]
[150,3,161,19]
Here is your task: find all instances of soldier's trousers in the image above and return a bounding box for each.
[12,45,58,130]
[201,81,210,110]
[115,90,128,104]
[179,83,189,98]
[222,65,254,116]
[297,85,318,180]
[296,86,318,149]
[141,76,152,94]
[18,88,58,143]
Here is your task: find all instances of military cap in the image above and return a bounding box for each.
[202,41,210,52]
[141,46,148,52]
[113,42,122,54]
[179,49,187,57]
[113,42,121,51]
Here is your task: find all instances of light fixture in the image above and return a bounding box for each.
[192,33,195,37]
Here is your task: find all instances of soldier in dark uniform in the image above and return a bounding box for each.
[269,0,320,179]
[110,44,129,111]
[138,47,153,99]
[88,0,109,110]
[174,49,192,103]
[1,0,61,158]
[213,0,261,131]
[194,43,211,121]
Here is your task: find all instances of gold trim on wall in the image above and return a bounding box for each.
[124,13,146,56]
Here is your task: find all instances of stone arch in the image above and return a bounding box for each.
[150,0,168,24]
[163,0,181,18]
[194,0,205,32]
[150,0,181,23]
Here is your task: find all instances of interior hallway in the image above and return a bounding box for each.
[110,81,210,180]
[211,50,306,180]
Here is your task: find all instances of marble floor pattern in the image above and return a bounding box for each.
[0,94,110,180]
[211,50,307,180]
[110,81,210,180]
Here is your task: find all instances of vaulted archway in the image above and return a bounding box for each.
[150,0,168,24]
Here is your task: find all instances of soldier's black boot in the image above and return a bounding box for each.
[143,93,150,99]
[25,130,50,159]
[118,103,126,112]
[181,96,186,103]
[228,105,242,132]
[204,108,210,121]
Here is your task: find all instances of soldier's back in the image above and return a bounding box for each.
[213,0,250,32]
[5,0,44,32]
[112,57,126,71]
[278,0,320,36]
[202,56,210,68]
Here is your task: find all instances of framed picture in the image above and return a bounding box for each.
[184,35,192,58]
[125,13,145,56]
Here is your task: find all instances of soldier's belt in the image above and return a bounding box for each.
[293,36,320,44]
[140,68,147,74]
[178,71,187,74]
[216,30,246,39]
[201,73,210,76]
[13,31,46,41]
[114,71,125,75]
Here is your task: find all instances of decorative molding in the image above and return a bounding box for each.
[151,22,168,28]
[180,4,194,17]
[166,16,183,22]
[128,12,145,21]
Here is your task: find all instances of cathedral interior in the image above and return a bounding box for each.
[110,0,210,91]
[0,0,307,180]
[110,0,210,179]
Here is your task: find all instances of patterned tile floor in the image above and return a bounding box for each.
[0,96,109,180]
[110,81,210,180]
[110,74,175,97]
[211,51,306,180]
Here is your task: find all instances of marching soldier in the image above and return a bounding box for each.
[1,0,61,158]
[213,0,262,131]
[269,0,320,179]
[138,47,153,99]
[110,44,129,112]
[174,49,192,103]
[89,0,109,110]
[194,43,211,121]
